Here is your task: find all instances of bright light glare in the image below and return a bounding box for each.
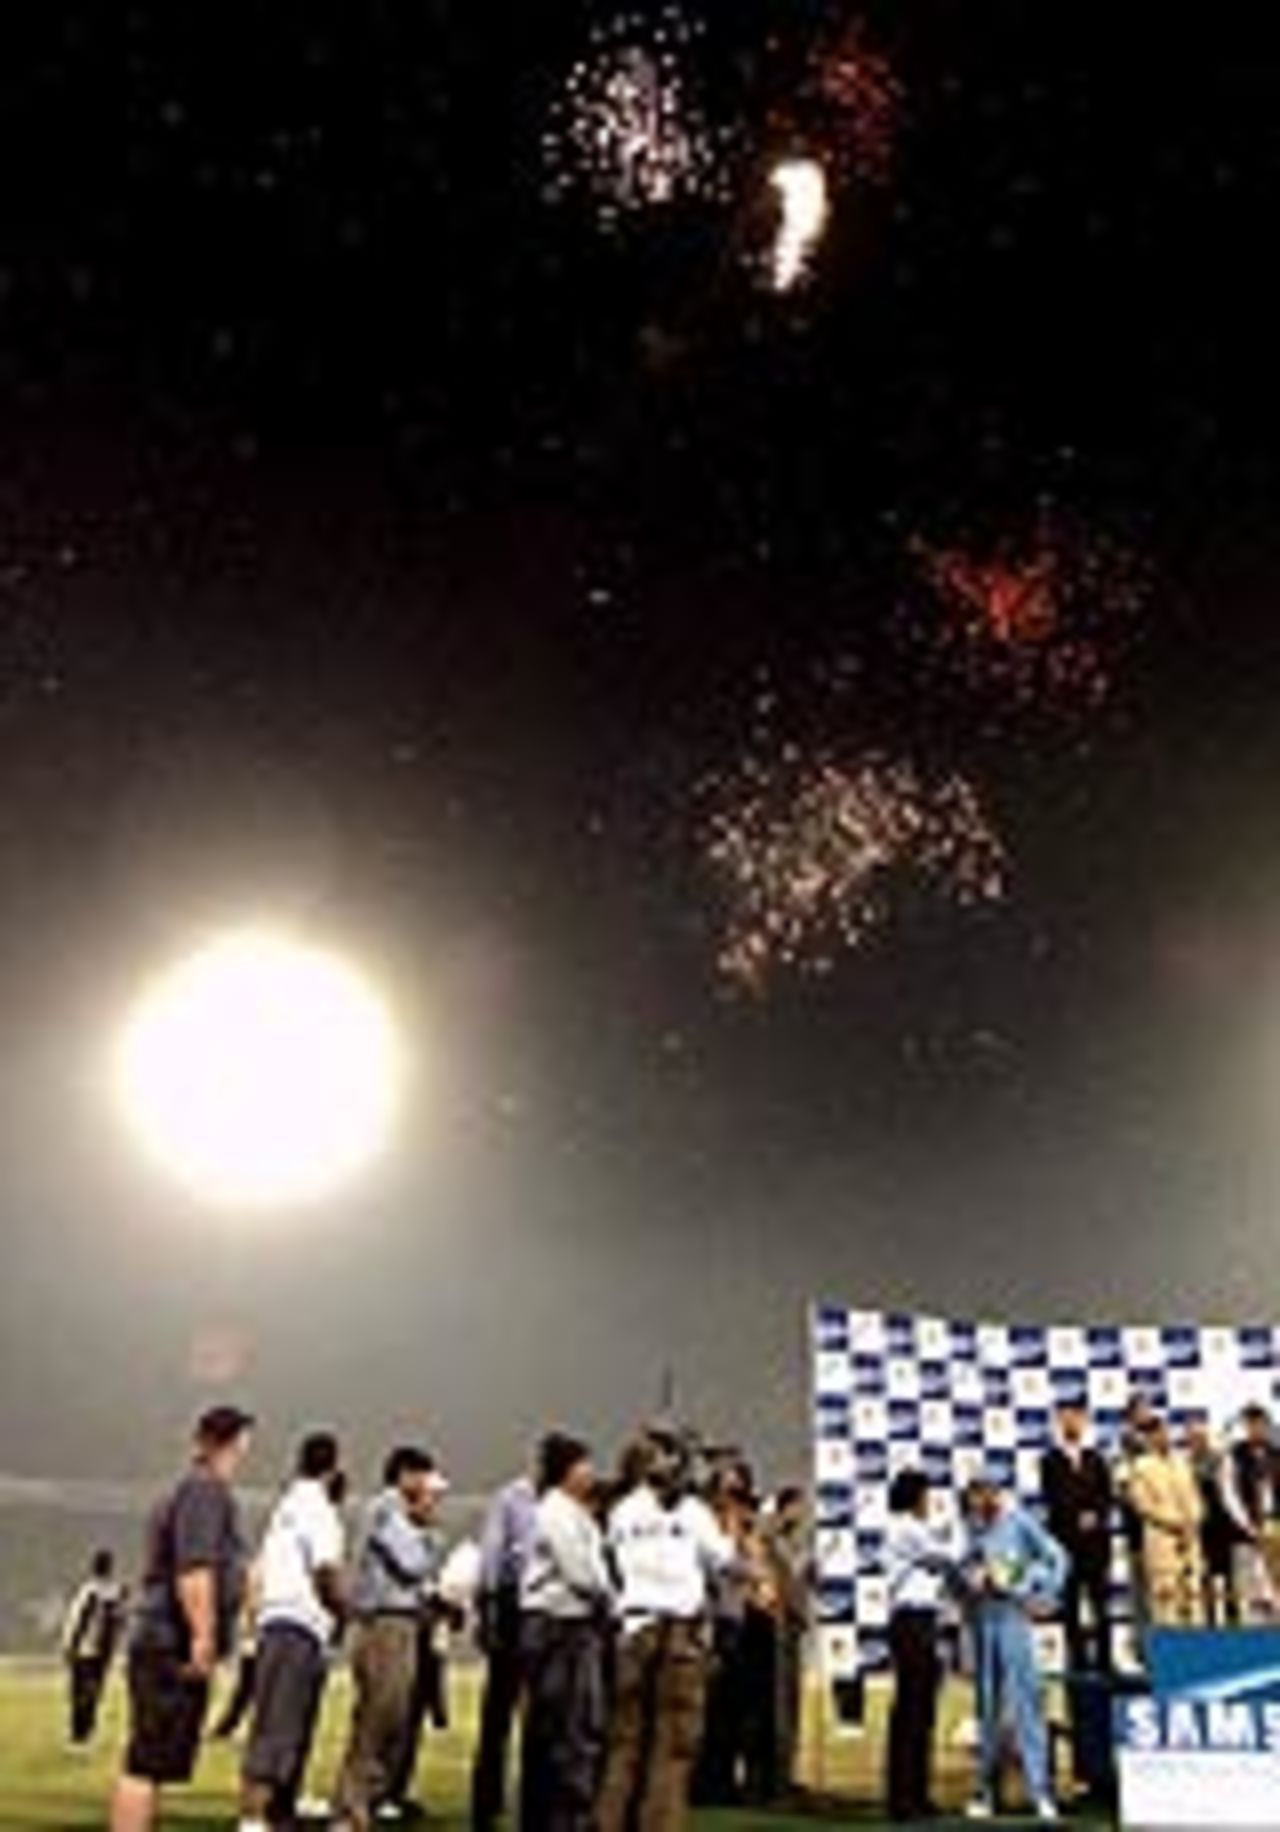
[770,158,830,292]
[116,930,402,1209]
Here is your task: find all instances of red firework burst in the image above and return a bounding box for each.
[811,20,902,187]
[911,518,1148,713]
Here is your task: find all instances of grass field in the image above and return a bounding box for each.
[0,1664,1110,1830]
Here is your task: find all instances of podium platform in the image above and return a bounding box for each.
[1117,1629,1280,1830]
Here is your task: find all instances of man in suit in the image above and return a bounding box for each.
[1041,1403,1113,1673]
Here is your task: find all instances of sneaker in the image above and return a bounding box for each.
[965,1798,994,1821]
[1035,1802,1060,1823]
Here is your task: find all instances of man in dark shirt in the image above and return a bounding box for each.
[1041,1403,1114,1673]
[1186,1416,1240,1624]
[110,1404,253,1832]
[1224,1404,1280,1621]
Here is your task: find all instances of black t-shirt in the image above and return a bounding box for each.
[132,1468,245,1660]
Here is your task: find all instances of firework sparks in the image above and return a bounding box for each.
[704,748,1007,990]
[809,19,901,188]
[755,22,899,293]
[544,8,723,225]
[910,518,1148,715]
[769,157,830,291]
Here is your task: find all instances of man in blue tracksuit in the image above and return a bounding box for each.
[962,1477,1069,1823]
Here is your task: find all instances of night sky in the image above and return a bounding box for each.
[0,3,1278,1491]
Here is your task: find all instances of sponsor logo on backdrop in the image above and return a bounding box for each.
[1118,1632,1280,1829]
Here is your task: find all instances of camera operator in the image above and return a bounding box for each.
[596,1426,736,1832]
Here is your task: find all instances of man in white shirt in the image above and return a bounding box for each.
[596,1428,736,1832]
[519,1432,613,1831]
[239,1432,347,1831]
[883,1469,955,1822]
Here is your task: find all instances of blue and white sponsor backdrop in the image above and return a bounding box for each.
[811,1303,1280,1679]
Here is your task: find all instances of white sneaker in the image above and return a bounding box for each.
[965,1798,994,1821]
[1036,1802,1060,1823]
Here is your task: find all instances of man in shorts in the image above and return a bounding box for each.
[110,1404,254,1832]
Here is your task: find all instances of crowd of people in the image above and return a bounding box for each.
[882,1395,1280,1823]
[65,1391,1280,1829]
[91,1405,810,1832]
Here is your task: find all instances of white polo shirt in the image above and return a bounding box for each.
[522,1488,613,1620]
[257,1478,345,1646]
[884,1514,953,1612]
[608,1484,735,1632]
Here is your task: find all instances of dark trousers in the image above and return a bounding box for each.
[887,1609,939,1821]
[212,1650,259,1739]
[519,1613,605,1832]
[739,1609,779,1805]
[242,1623,328,1819]
[1061,1555,1112,1673]
[69,1656,110,1744]
[471,1596,524,1830]
[1203,1531,1240,1626]
[387,1621,448,1805]
[774,1622,804,1794]
[692,1618,745,1804]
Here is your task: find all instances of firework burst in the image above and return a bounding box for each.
[909,516,1149,717]
[704,745,1007,990]
[544,8,726,226]
[810,19,902,188]
[769,157,830,291]
[755,20,901,293]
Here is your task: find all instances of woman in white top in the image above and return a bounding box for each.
[884,1469,955,1823]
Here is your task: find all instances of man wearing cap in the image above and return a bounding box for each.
[332,1446,447,1832]
[238,1431,348,1832]
[109,1404,254,1832]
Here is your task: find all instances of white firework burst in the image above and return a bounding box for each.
[545,9,723,224]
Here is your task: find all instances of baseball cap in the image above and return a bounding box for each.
[196,1404,255,1448]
